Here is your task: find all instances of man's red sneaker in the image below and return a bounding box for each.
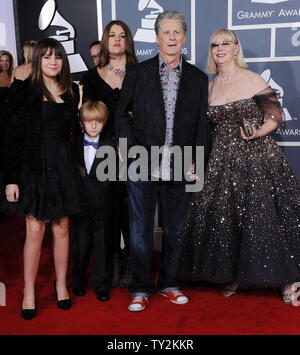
[159,290,189,304]
[128,296,148,312]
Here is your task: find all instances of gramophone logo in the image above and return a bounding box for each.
[134,0,164,43]
[260,69,292,121]
[38,0,87,74]
[110,0,196,63]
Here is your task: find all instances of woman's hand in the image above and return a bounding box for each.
[240,118,279,141]
[6,184,19,202]
[240,125,261,140]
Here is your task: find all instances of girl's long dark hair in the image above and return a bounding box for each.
[31,38,73,101]
[99,20,138,68]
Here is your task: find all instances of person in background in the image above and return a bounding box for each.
[0,50,14,221]
[90,40,101,67]
[7,41,37,122]
[13,40,37,81]
[2,38,81,320]
[0,50,14,87]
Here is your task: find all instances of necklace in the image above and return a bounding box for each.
[218,71,236,82]
[218,75,230,82]
[107,64,126,79]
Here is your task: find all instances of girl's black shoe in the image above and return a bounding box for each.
[21,295,37,320]
[53,280,72,310]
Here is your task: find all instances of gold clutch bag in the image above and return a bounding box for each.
[241,119,253,137]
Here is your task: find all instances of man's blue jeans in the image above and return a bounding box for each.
[127,179,191,297]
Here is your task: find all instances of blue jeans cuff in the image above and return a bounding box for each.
[158,287,179,294]
[130,292,151,297]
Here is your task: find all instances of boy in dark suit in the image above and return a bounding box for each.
[72,100,115,302]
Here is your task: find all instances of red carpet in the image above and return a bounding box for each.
[0,214,299,335]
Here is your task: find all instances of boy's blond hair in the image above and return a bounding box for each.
[80,100,109,125]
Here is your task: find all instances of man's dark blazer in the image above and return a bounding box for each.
[115,54,211,177]
[74,133,115,227]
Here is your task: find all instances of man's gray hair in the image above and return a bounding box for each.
[155,10,187,35]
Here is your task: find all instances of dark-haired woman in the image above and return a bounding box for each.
[78,21,138,297]
[2,38,81,319]
[0,50,14,87]
[82,20,138,135]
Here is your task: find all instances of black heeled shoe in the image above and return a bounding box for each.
[53,280,72,310]
[21,294,37,320]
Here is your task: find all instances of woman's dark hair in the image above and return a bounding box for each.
[99,20,138,68]
[89,40,101,49]
[31,38,72,101]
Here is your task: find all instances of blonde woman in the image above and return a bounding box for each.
[174,29,300,304]
[13,40,37,81]
[8,41,37,118]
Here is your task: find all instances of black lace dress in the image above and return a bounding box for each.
[2,99,82,220]
[174,88,300,288]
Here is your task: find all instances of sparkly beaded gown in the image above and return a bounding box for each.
[175,87,300,288]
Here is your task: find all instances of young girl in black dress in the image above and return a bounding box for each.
[3,38,81,320]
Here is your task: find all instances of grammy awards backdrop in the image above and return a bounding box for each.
[3,0,300,178]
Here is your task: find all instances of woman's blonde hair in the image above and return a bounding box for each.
[206,29,247,74]
[23,40,37,64]
[80,100,109,125]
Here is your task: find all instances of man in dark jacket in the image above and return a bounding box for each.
[115,10,211,312]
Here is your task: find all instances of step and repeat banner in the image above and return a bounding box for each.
[8,0,300,178]
[0,0,18,64]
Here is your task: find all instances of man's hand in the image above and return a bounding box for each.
[186,163,199,181]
